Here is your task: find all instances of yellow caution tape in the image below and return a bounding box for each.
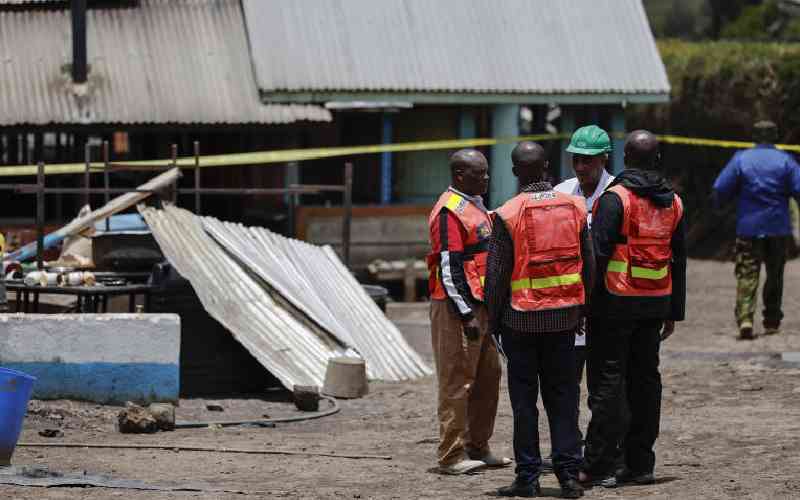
[1,132,799,178]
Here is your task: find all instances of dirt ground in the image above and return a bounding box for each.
[3,258,800,499]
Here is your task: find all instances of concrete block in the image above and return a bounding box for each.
[0,314,180,404]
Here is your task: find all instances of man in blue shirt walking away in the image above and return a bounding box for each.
[713,120,800,339]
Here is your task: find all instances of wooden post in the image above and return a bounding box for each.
[171,144,178,205]
[342,162,353,269]
[84,142,91,208]
[103,140,110,231]
[194,140,201,214]
[36,162,45,270]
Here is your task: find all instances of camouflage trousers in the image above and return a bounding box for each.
[734,237,787,329]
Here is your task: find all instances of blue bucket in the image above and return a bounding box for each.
[0,367,36,466]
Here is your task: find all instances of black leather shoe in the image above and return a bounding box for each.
[560,479,584,498]
[616,469,655,485]
[497,479,541,497]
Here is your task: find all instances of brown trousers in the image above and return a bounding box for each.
[430,299,502,466]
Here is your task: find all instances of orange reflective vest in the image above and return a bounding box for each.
[601,185,684,297]
[427,190,493,302]
[495,191,587,312]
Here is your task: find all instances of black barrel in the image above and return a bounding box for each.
[362,284,389,313]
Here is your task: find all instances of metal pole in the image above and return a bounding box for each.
[103,140,110,231]
[36,162,45,270]
[171,144,178,205]
[194,140,201,214]
[83,142,91,208]
[342,162,353,269]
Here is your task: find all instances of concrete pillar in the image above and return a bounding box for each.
[459,107,477,139]
[611,105,626,175]
[559,106,576,183]
[489,104,519,208]
[380,113,394,205]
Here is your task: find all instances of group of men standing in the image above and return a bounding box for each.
[427,125,687,498]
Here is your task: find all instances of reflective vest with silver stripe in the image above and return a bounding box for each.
[427,190,493,302]
[600,185,683,297]
[496,190,587,312]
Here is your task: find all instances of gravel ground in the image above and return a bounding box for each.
[2,258,800,499]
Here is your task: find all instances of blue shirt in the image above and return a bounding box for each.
[713,144,800,237]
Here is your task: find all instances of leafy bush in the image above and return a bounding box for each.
[629,40,800,258]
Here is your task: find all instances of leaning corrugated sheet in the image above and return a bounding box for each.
[243,0,669,96]
[0,0,331,125]
[141,205,431,389]
[141,205,348,389]
[204,218,432,381]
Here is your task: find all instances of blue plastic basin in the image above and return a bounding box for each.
[0,367,36,466]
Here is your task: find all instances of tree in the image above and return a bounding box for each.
[708,0,763,39]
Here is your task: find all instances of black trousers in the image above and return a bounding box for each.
[584,317,663,476]
[503,329,582,483]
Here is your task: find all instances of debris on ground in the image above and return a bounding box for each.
[116,402,176,434]
[292,385,320,412]
[36,429,63,438]
[117,403,158,434]
[147,403,175,431]
[205,404,224,412]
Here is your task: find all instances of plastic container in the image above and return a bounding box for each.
[0,367,36,465]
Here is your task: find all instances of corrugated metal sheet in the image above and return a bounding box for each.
[140,205,431,390]
[204,218,432,382]
[242,0,669,96]
[0,0,331,125]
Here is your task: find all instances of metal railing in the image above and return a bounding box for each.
[0,141,354,271]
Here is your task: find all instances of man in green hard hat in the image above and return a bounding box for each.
[545,126,617,477]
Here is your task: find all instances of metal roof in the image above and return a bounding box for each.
[243,0,669,101]
[140,205,430,390]
[0,0,331,125]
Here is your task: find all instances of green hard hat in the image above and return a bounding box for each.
[565,125,612,155]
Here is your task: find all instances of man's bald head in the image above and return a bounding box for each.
[450,149,487,175]
[624,130,660,170]
[449,149,489,196]
[511,141,548,185]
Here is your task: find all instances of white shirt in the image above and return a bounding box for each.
[554,169,615,228]
[554,169,615,346]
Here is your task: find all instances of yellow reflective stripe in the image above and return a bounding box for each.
[532,274,581,289]
[480,276,485,286]
[631,265,669,280]
[511,273,581,291]
[607,260,627,273]
[445,194,464,211]
[511,278,529,292]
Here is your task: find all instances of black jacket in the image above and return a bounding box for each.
[590,168,687,321]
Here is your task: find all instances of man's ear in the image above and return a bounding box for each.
[512,165,519,178]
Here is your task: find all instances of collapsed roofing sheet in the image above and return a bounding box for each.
[140,205,431,389]
[243,0,669,98]
[0,0,331,125]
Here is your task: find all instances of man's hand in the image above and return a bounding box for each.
[660,320,675,341]
[462,317,481,342]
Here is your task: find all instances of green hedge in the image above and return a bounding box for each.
[629,40,800,259]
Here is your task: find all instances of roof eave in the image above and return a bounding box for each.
[262,91,671,106]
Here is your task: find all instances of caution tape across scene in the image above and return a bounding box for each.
[1,133,799,177]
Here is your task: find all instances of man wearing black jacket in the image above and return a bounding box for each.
[580,130,687,487]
